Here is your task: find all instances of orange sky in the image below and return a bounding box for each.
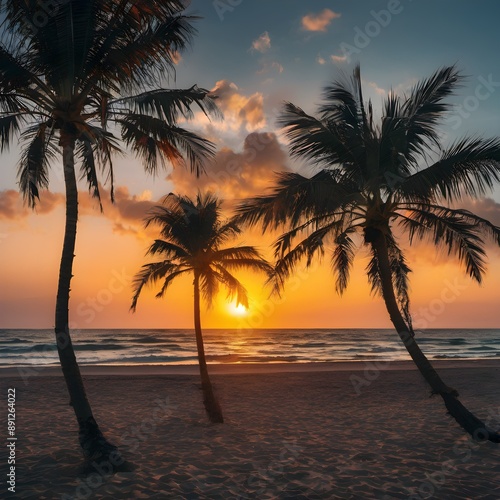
[1,186,499,329]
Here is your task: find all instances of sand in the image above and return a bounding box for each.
[1,360,500,499]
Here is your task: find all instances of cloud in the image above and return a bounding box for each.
[316,55,327,65]
[251,32,271,53]
[0,190,65,220]
[76,185,160,238]
[460,197,500,227]
[0,190,27,220]
[257,61,284,76]
[331,54,347,63]
[0,186,161,239]
[203,80,266,133]
[167,131,291,205]
[302,9,340,32]
[366,80,386,96]
[171,51,182,65]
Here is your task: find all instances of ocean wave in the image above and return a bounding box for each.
[74,343,129,351]
[448,338,468,345]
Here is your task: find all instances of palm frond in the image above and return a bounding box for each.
[213,265,249,308]
[131,260,185,311]
[398,204,487,283]
[75,124,122,206]
[117,86,221,124]
[402,65,462,155]
[331,229,357,295]
[17,123,57,207]
[210,219,242,247]
[386,234,413,328]
[77,139,102,209]
[199,268,220,307]
[155,268,191,299]
[272,223,343,294]
[0,113,22,152]
[319,67,361,131]
[398,137,500,201]
[83,10,197,92]
[236,170,362,231]
[119,113,215,175]
[0,45,48,95]
[147,239,190,260]
[278,102,359,169]
[212,246,267,263]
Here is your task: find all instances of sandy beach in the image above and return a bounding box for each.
[2,360,500,499]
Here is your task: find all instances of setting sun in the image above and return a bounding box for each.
[227,302,248,317]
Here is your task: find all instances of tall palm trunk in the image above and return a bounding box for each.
[193,272,224,423]
[56,134,120,459]
[370,229,500,443]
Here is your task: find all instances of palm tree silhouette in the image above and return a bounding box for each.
[131,192,272,423]
[0,0,219,460]
[237,65,500,442]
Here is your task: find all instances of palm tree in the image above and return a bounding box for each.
[0,0,219,460]
[237,65,500,442]
[131,192,272,423]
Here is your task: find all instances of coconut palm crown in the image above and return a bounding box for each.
[237,65,500,442]
[0,0,220,462]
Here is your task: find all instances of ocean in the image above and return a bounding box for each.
[0,329,499,367]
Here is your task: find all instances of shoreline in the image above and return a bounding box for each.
[2,358,500,377]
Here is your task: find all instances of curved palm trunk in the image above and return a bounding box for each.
[56,135,120,460]
[193,272,224,423]
[370,230,500,443]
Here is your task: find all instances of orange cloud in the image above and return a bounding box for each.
[0,185,163,239]
[0,190,64,220]
[76,185,160,238]
[302,9,341,32]
[208,80,266,133]
[167,131,290,204]
[171,50,182,65]
[331,54,347,63]
[251,31,271,53]
[461,197,500,227]
[316,55,327,65]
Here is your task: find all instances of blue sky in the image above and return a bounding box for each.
[144,0,500,199]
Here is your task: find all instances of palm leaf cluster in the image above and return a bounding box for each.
[131,192,272,310]
[0,0,220,209]
[238,65,500,325]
